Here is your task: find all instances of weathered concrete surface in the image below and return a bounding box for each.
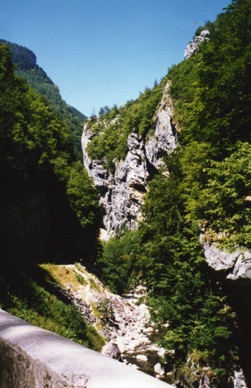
[0,309,172,388]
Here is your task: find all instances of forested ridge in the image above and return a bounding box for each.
[0,0,251,386]
[0,39,86,160]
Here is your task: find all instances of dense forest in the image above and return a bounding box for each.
[0,0,251,386]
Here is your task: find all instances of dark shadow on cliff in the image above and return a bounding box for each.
[0,169,100,273]
[227,282,251,387]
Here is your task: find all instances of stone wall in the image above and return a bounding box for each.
[0,309,172,388]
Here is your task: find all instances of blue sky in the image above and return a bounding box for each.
[1,0,231,116]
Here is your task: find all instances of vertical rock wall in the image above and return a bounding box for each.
[81,82,177,238]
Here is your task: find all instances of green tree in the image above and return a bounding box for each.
[67,161,101,228]
[0,43,101,266]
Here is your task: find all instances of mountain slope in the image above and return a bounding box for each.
[0,39,86,160]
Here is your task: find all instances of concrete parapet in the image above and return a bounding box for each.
[0,309,172,387]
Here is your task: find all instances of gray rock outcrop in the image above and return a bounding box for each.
[184,30,210,59]
[81,81,177,237]
[200,237,251,284]
[102,342,122,360]
[145,82,176,173]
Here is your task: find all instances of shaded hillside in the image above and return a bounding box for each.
[0,42,101,268]
[0,39,86,160]
[0,41,104,352]
[0,263,104,351]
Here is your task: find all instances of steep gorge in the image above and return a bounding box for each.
[1,1,251,386]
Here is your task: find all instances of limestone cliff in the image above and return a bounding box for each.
[184,30,210,59]
[81,81,177,238]
[200,237,251,284]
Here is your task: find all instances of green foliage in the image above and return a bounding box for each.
[86,79,167,170]
[168,0,251,250]
[97,298,115,326]
[0,43,74,182]
[98,229,146,294]
[2,40,86,160]
[0,42,101,265]
[75,273,86,286]
[0,268,104,351]
[66,161,102,228]
[21,65,86,160]
[195,142,251,248]
[170,0,251,153]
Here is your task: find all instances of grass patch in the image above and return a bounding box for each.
[0,267,105,351]
[75,272,87,286]
[40,263,80,291]
[89,277,102,293]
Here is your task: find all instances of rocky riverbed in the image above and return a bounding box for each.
[42,263,171,383]
[41,263,248,387]
[100,287,171,383]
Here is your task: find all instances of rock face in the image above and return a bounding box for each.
[82,81,177,237]
[184,30,210,59]
[200,237,251,284]
[145,82,176,173]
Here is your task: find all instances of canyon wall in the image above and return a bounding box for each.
[82,82,177,238]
